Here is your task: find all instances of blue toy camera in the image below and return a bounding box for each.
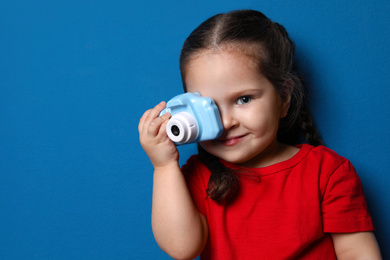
[159,92,223,145]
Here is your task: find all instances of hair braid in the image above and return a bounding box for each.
[198,145,240,204]
[299,104,323,147]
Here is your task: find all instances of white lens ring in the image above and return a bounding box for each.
[166,112,198,143]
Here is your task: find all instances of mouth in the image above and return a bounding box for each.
[218,135,246,146]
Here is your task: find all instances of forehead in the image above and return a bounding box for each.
[186,45,260,73]
[184,49,262,95]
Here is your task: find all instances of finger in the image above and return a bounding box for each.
[159,111,171,121]
[143,101,166,133]
[138,108,153,133]
[147,112,171,137]
[139,101,166,133]
[156,114,171,139]
[146,101,166,122]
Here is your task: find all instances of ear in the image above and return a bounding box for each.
[280,79,293,118]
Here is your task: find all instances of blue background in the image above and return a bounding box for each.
[1,0,389,259]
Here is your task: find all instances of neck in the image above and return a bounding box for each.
[240,142,299,168]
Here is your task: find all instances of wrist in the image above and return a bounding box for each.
[154,161,181,174]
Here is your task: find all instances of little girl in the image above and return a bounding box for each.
[139,10,382,259]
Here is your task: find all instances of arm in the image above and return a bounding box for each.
[139,102,208,259]
[331,232,382,260]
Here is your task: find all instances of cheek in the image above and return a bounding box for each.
[242,105,281,132]
[241,111,260,128]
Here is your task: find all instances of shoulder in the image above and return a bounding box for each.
[181,155,204,172]
[297,145,360,191]
[305,144,346,161]
[304,146,366,203]
[181,155,211,179]
[301,144,350,171]
[182,154,202,168]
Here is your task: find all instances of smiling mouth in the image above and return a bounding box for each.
[218,135,246,146]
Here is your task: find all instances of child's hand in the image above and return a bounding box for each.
[138,101,179,168]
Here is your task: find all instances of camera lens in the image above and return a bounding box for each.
[171,125,180,136]
[166,112,198,144]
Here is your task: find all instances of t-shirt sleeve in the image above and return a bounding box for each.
[321,159,374,233]
[181,156,209,216]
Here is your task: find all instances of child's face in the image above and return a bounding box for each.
[185,49,290,167]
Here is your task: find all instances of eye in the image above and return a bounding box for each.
[236,96,253,105]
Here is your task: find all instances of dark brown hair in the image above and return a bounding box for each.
[180,10,323,204]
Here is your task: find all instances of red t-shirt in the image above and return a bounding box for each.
[182,144,374,259]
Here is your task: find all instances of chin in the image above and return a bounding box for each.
[218,153,253,165]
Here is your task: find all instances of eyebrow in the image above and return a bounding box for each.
[226,88,263,98]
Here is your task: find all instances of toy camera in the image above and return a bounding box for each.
[159,92,223,145]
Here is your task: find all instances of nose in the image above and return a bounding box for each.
[220,109,238,130]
